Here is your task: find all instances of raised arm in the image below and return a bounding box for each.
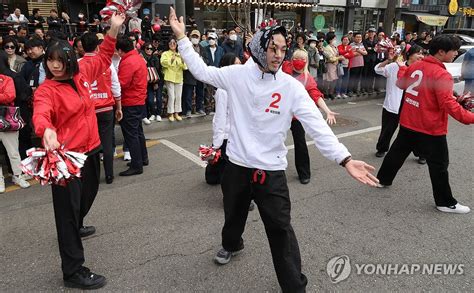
[80,13,125,82]
[169,7,230,90]
[293,85,378,186]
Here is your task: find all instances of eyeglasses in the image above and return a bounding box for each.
[4,45,15,49]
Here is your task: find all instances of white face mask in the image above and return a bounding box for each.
[191,38,200,45]
[78,14,84,18]
[309,42,317,48]
[209,39,216,46]
[229,35,237,41]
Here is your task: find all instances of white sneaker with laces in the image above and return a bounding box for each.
[123,151,131,161]
[149,115,156,121]
[155,115,162,122]
[0,177,5,193]
[12,175,30,189]
[436,203,470,214]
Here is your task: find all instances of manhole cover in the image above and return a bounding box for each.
[332,117,358,127]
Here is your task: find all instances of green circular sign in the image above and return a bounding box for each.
[314,15,325,30]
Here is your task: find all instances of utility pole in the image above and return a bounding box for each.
[383,0,396,34]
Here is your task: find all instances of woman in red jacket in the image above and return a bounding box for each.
[32,13,125,289]
[282,49,338,184]
[336,35,354,98]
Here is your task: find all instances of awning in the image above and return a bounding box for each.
[200,0,316,8]
[402,12,449,26]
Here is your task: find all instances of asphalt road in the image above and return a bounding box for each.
[1,98,472,292]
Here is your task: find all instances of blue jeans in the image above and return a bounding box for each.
[146,84,159,117]
[336,67,350,95]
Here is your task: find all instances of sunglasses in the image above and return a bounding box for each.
[4,45,15,49]
[145,47,153,50]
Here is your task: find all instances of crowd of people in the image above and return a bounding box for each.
[1,4,473,292]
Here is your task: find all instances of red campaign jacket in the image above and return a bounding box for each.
[79,53,116,112]
[397,55,474,135]
[0,75,15,105]
[33,35,116,153]
[337,44,354,67]
[118,49,147,106]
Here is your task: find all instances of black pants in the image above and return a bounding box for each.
[221,162,307,293]
[97,110,114,178]
[291,120,310,180]
[376,108,400,153]
[18,105,33,159]
[51,152,100,278]
[205,139,227,185]
[120,105,148,170]
[349,66,364,93]
[362,61,376,92]
[377,127,457,207]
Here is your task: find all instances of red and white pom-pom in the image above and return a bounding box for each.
[20,147,88,186]
[100,0,142,21]
[198,145,221,165]
[456,92,474,112]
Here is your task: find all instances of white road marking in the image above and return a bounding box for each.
[287,126,381,150]
[160,139,207,168]
[161,126,382,167]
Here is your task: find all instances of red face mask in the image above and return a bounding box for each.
[292,59,306,71]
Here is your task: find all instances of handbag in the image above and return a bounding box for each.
[0,105,25,131]
[147,67,159,83]
[337,63,344,77]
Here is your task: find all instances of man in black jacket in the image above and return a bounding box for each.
[18,37,45,158]
[362,27,378,94]
[182,30,206,117]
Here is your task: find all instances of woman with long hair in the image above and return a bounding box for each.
[161,37,187,122]
[282,49,338,184]
[32,13,125,289]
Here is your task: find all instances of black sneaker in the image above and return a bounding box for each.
[64,266,106,289]
[375,151,386,158]
[79,226,96,238]
[214,244,245,265]
[417,157,427,165]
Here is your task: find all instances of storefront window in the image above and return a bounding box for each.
[311,6,346,37]
[353,8,382,33]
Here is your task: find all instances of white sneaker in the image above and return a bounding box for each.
[0,177,5,193]
[335,94,342,99]
[142,117,151,125]
[123,151,131,161]
[12,175,30,189]
[436,203,470,214]
[155,115,162,122]
[113,149,118,157]
[149,115,156,121]
[376,183,388,188]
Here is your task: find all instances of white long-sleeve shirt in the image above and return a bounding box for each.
[178,38,350,170]
[374,62,403,114]
[212,88,230,148]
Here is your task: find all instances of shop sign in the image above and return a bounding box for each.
[459,7,473,17]
[448,0,459,15]
[313,15,325,30]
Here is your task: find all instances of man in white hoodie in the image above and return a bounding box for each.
[169,8,379,293]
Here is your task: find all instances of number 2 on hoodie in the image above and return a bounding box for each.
[265,93,282,112]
